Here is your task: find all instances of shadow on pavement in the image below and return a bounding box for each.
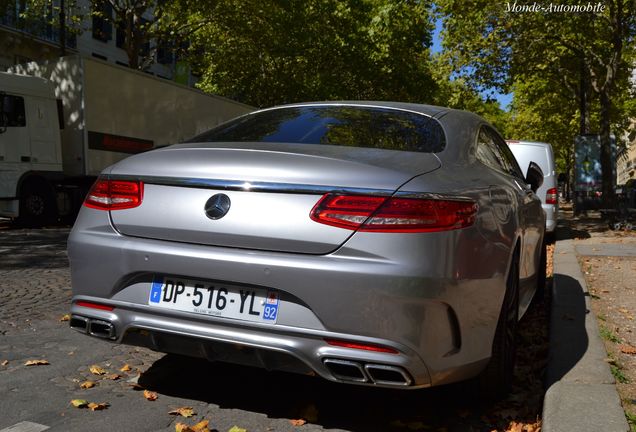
[139,355,475,431]
[0,225,70,270]
[545,273,590,386]
[556,204,619,241]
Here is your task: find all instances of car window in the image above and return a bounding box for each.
[476,129,507,172]
[485,127,525,179]
[188,105,446,153]
[476,127,524,179]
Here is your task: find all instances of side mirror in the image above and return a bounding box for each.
[526,161,544,193]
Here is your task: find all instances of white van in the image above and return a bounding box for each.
[507,140,559,236]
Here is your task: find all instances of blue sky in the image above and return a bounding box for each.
[431,18,513,110]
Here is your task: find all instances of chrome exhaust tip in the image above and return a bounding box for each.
[364,364,412,386]
[88,319,116,339]
[323,359,368,383]
[69,315,89,334]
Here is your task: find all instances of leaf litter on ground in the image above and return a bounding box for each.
[175,420,210,432]
[143,389,158,401]
[169,407,196,418]
[89,365,107,375]
[80,381,96,389]
[24,359,49,366]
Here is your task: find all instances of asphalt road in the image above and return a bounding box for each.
[0,223,544,432]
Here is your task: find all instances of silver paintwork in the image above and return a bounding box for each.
[68,101,545,389]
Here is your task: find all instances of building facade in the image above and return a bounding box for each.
[0,0,192,85]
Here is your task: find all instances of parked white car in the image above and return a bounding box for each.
[507,140,558,236]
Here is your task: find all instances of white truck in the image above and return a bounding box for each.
[0,55,253,225]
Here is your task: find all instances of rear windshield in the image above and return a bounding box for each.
[189,105,446,153]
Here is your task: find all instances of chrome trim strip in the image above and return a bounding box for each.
[108,174,395,196]
[393,191,476,202]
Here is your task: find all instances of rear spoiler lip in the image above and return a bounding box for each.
[106,174,397,197]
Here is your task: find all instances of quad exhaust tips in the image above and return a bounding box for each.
[70,315,116,340]
[323,358,412,387]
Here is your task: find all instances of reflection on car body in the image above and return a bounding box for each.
[68,102,545,399]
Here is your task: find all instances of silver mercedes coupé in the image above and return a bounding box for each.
[68,102,546,398]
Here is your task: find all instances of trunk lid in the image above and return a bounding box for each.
[107,143,441,254]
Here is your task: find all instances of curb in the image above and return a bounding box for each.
[542,239,629,432]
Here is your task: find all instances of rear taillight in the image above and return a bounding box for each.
[75,301,114,311]
[546,187,558,205]
[310,194,478,233]
[84,178,144,210]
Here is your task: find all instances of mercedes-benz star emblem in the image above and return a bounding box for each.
[204,194,231,220]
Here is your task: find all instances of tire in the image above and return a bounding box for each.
[477,252,519,401]
[18,181,56,227]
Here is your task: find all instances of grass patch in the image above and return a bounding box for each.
[600,325,621,343]
[626,412,636,432]
[611,364,629,384]
[597,313,607,321]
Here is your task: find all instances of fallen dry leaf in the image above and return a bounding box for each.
[289,419,307,426]
[504,421,523,432]
[143,389,158,401]
[70,399,89,408]
[1,360,8,366]
[106,373,121,380]
[24,359,49,366]
[89,365,107,375]
[120,364,132,372]
[60,314,71,322]
[176,421,210,432]
[227,427,246,432]
[80,381,96,389]
[175,424,189,432]
[619,344,636,355]
[191,421,209,432]
[87,402,109,411]
[169,407,196,418]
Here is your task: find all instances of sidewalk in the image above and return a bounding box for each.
[542,206,633,432]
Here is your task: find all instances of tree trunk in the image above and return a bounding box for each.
[579,59,589,134]
[599,89,615,208]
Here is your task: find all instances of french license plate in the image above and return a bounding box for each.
[148,277,279,324]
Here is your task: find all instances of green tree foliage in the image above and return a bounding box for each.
[437,0,636,205]
[188,0,437,107]
[430,57,512,135]
[90,0,207,70]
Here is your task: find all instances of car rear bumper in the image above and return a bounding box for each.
[68,208,509,388]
